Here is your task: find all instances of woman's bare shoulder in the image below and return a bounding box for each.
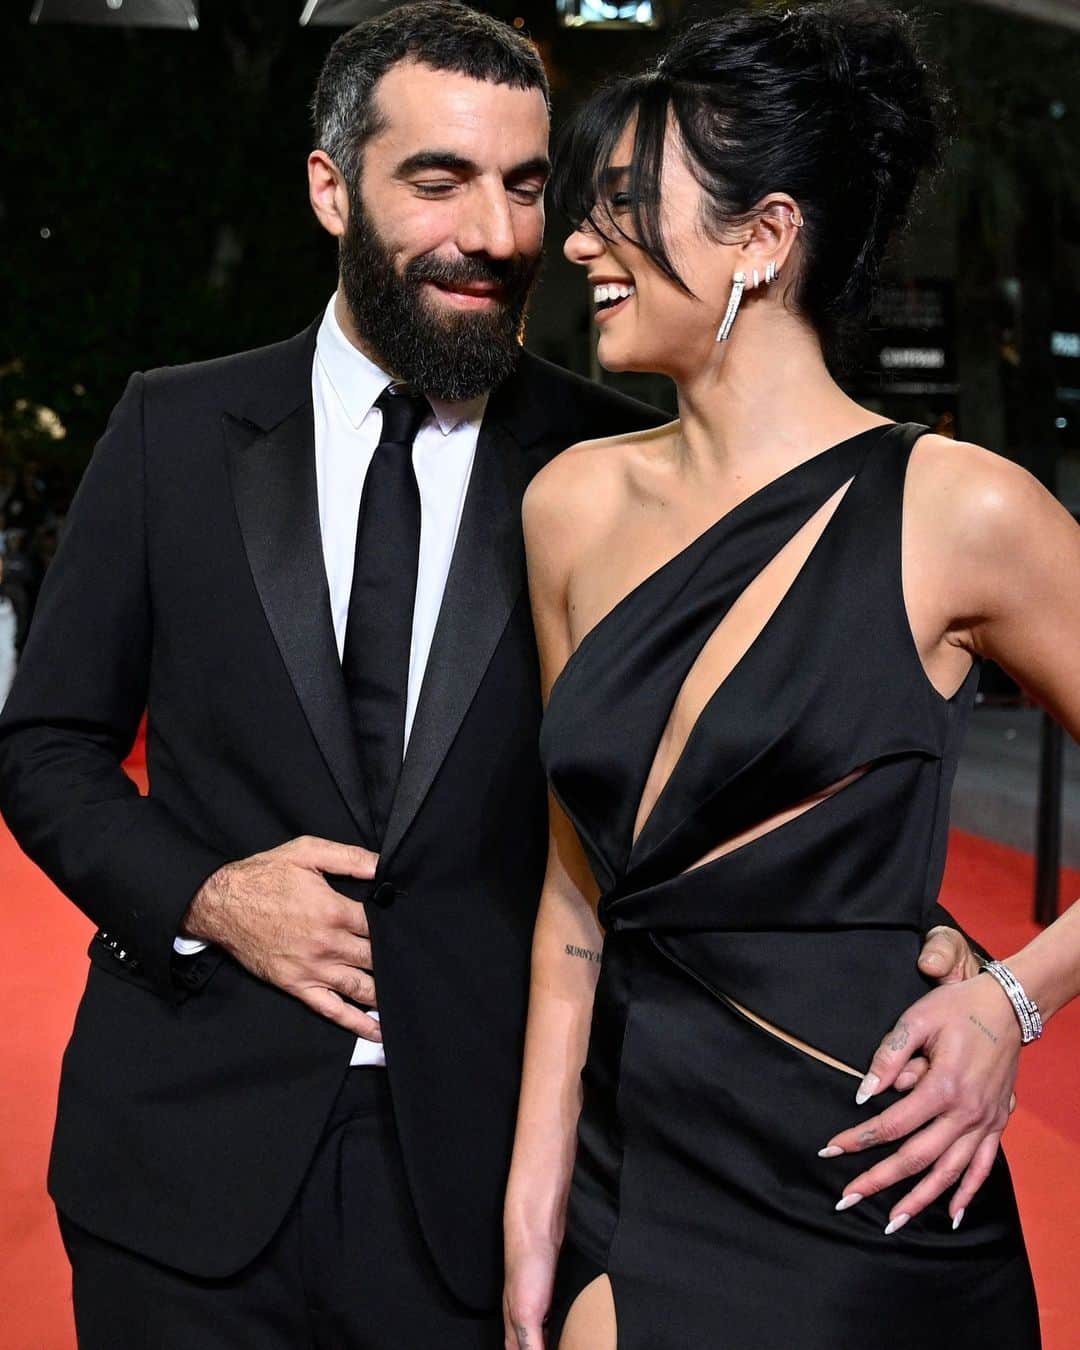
[522,421,678,561]
[905,433,1079,631]
[906,433,1054,552]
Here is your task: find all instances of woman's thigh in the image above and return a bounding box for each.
[558,1274,617,1350]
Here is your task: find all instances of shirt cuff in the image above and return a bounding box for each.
[173,935,210,956]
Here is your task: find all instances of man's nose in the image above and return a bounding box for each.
[459,186,517,260]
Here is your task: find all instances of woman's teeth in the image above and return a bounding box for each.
[594,283,636,311]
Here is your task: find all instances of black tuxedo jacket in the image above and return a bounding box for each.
[0,320,666,1308]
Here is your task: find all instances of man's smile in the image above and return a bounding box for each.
[423,279,507,309]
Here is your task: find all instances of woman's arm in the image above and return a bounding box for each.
[824,440,1080,1231]
[503,800,603,1350]
[503,463,606,1350]
[963,448,1080,1017]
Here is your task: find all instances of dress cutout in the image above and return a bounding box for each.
[540,424,1040,1349]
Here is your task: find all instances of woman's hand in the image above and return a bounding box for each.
[503,1233,558,1349]
[820,973,1021,1232]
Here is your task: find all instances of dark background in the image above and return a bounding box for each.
[3,0,1080,509]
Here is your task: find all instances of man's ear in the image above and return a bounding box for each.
[308,149,350,239]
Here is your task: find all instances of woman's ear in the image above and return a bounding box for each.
[737,193,803,282]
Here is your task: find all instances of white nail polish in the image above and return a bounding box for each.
[855,1072,880,1106]
[884,1213,911,1236]
[835,1193,863,1212]
[952,1208,966,1231]
[817,1146,844,1158]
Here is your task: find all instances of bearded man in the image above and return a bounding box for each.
[0,4,979,1346]
[0,8,661,1344]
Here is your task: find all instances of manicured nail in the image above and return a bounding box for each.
[952,1208,966,1231]
[835,1193,863,1212]
[818,1146,844,1158]
[855,1073,879,1106]
[884,1213,911,1236]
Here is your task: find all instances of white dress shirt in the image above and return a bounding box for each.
[175,293,487,1069]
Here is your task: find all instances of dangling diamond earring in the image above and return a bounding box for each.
[716,271,746,343]
[716,261,781,342]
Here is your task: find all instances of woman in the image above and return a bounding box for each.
[503,5,1080,1348]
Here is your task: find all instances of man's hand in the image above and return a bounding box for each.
[182,835,381,1040]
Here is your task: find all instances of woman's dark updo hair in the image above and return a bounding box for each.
[553,1,946,365]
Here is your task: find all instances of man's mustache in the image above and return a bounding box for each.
[404,251,536,297]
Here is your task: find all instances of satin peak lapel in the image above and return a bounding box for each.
[224,402,375,843]
[379,419,535,865]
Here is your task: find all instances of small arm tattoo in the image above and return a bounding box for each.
[969,1013,999,1045]
[565,943,602,964]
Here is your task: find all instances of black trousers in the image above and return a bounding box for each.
[59,1068,504,1349]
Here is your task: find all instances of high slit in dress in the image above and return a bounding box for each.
[539,423,1040,1348]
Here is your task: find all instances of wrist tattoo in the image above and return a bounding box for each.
[969,1013,999,1045]
[565,943,602,964]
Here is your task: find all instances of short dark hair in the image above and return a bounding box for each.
[553,1,945,366]
[312,2,551,187]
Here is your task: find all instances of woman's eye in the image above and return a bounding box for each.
[608,192,634,213]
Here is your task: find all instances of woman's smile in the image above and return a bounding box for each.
[591,276,637,324]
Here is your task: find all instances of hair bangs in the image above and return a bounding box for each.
[553,75,692,294]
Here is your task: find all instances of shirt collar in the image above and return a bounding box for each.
[315,292,487,437]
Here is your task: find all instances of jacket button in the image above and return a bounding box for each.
[371,882,397,908]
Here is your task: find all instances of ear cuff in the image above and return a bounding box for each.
[715,259,781,342]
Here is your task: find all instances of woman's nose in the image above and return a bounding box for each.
[563,219,602,265]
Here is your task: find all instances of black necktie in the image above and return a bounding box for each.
[342,384,430,843]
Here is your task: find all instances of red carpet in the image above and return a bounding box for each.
[939,833,1080,1350]
[1,819,1078,1348]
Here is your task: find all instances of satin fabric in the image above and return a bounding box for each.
[342,386,429,841]
[540,424,1040,1347]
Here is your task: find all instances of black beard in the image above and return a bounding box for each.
[339,191,541,401]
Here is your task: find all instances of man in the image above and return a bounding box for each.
[0,5,979,1345]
